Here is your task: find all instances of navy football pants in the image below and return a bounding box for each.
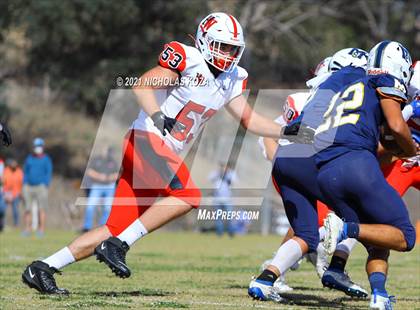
[317,150,415,251]
[272,144,323,252]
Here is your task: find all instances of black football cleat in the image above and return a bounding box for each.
[322,268,368,298]
[22,261,69,295]
[94,237,131,278]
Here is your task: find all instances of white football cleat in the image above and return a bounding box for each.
[260,258,273,271]
[248,278,283,302]
[323,213,345,255]
[273,277,293,293]
[315,242,329,278]
[370,290,395,310]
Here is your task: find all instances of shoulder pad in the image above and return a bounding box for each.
[158,41,187,72]
[372,74,408,102]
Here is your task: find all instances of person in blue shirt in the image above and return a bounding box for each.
[315,41,417,310]
[22,138,53,237]
[82,147,119,232]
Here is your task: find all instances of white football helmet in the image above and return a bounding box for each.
[328,48,368,72]
[367,40,413,85]
[306,57,333,89]
[196,12,245,72]
[314,57,332,76]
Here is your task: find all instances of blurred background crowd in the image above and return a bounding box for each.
[0,0,418,235]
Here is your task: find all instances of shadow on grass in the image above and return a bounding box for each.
[281,293,366,309]
[91,288,174,297]
[289,286,324,292]
[225,284,248,289]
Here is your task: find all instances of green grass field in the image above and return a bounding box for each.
[1,229,419,309]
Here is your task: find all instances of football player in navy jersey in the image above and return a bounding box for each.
[248,48,370,302]
[315,41,417,310]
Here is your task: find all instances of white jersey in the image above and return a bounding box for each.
[258,92,310,159]
[132,41,248,153]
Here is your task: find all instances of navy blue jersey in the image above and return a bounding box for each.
[314,73,408,166]
[301,66,366,129]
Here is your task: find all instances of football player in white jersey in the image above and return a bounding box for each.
[22,12,286,294]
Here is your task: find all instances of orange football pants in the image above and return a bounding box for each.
[106,130,201,236]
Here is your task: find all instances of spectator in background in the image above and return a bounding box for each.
[0,122,12,147]
[22,138,52,237]
[209,162,237,237]
[82,147,119,232]
[0,157,6,232]
[231,209,252,235]
[3,159,24,227]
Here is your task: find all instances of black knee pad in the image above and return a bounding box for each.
[366,246,390,261]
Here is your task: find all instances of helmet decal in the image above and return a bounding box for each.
[373,40,391,68]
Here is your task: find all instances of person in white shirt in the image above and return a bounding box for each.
[209,162,237,236]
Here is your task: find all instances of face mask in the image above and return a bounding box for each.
[34,146,43,154]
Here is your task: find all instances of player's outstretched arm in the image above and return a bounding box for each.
[225,95,283,139]
[381,98,417,157]
[262,137,278,161]
[132,66,179,116]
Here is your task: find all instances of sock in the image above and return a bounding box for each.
[270,239,303,275]
[369,272,387,295]
[256,269,278,284]
[336,238,357,254]
[117,219,148,246]
[328,255,347,272]
[343,222,359,239]
[42,247,75,270]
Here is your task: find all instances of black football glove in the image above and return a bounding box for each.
[0,123,12,146]
[283,121,315,144]
[151,111,186,136]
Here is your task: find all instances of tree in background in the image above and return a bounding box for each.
[0,0,418,175]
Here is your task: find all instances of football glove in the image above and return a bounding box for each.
[283,118,315,144]
[151,111,186,136]
[0,123,12,146]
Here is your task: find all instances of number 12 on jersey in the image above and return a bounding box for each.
[316,82,365,135]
